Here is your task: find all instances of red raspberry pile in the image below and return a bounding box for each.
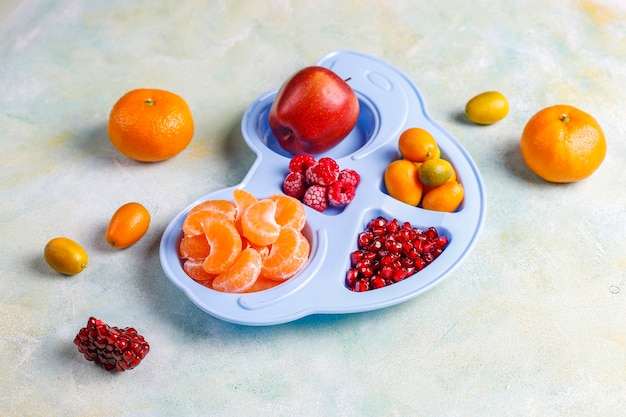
[283,155,360,212]
[346,216,449,291]
[74,317,150,372]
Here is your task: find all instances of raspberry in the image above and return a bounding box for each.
[338,168,361,188]
[328,180,357,206]
[302,185,328,212]
[306,157,340,186]
[283,171,308,200]
[288,154,316,175]
[74,317,150,372]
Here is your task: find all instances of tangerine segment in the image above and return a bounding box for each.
[182,210,232,236]
[233,189,258,218]
[233,189,258,233]
[269,194,306,231]
[183,259,216,286]
[212,247,262,293]
[242,237,270,259]
[201,218,242,274]
[241,199,281,246]
[260,226,310,281]
[179,234,210,260]
[188,199,237,221]
[244,277,280,293]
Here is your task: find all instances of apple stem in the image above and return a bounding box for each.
[344,77,352,82]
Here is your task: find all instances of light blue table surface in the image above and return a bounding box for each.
[1,1,624,416]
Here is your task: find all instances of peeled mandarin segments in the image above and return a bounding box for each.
[241,199,281,246]
[188,199,237,221]
[421,181,464,212]
[177,189,311,293]
[212,247,263,293]
[183,259,216,285]
[182,210,233,236]
[179,234,210,260]
[269,194,306,231]
[201,218,242,274]
[260,226,310,281]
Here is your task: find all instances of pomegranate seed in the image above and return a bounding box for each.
[363,251,377,262]
[367,239,383,252]
[423,241,437,253]
[385,218,400,234]
[370,217,386,229]
[358,231,373,246]
[414,257,426,271]
[346,269,358,287]
[380,265,393,279]
[354,279,370,292]
[346,216,450,292]
[357,263,374,278]
[401,257,414,268]
[391,268,407,282]
[372,226,386,237]
[405,247,419,260]
[350,250,365,265]
[370,276,386,289]
[380,254,395,266]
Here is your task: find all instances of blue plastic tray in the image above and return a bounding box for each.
[160,50,486,325]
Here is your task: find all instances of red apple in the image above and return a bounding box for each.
[269,66,359,155]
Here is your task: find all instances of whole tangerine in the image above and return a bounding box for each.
[520,105,606,183]
[108,89,194,162]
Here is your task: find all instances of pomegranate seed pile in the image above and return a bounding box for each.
[74,317,150,372]
[346,216,449,291]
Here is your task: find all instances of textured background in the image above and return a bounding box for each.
[1,1,625,416]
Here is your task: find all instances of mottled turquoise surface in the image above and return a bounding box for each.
[1,1,625,416]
